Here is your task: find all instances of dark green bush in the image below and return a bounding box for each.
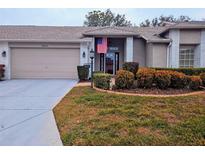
[188,76,202,90]
[136,68,155,88]
[115,70,134,89]
[0,64,5,80]
[168,71,189,89]
[154,71,171,89]
[153,67,205,76]
[200,73,205,86]
[93,73,112,90]
[77,65,89,81]
[122,62,139,78]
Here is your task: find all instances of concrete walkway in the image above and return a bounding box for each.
[0,79,77,146]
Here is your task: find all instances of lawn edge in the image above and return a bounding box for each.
[93,86,205,98]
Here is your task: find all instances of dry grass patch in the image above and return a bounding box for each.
[54,86,205,146]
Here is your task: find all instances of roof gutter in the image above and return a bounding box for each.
[159,26,205,35]
[166,41,172,67]
[0,38,93,43]
[83,34,137,37]
[146,39,171,43]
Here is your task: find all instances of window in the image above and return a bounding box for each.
[179,48,194,68]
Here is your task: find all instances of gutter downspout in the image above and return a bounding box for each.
[166,41,172,68]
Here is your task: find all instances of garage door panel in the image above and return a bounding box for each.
[12,71,77,79]
[11,48,80,79]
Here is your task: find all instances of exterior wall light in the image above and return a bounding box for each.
[90,49,95,59]
[1,51,6,57]
[82,51,86,58]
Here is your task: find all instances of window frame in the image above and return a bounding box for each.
[179,48,195,68]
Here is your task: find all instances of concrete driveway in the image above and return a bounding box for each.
[0,79,77,146]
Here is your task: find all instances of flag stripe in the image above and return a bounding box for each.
[97,37,107,54]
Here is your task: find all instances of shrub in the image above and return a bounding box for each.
[168,71,189,89]
[154,67,205,76]
[93,73,112,90]
[132,80,138,89]
[115,70,134,89]
[122,62,139,78]
[77,65,89,81]
[188,76,202,90]
[0,64,5,80]
[154,71,171,89]
[93,71,104,74]
[136,68,155,88]
[200,73,205,86]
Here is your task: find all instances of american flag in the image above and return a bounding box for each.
[96,37,107,54]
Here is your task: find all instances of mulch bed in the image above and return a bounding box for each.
[114,88,203,95]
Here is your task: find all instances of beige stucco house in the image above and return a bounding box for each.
[0,21,205,80]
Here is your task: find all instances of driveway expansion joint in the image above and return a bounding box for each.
[0,110,49,133]
[0,79,77,145]
[0,108,51,111]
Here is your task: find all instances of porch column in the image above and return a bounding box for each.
[200,30,205,67]
[0,42,10,80]
[87,37,95,77]
[90,37,95,71]
[169,30,180,68]
[194,45,200,67]
[125,37,134,62]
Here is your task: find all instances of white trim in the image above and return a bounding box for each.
[91,37,95,71]
[80,42,90,66]
[200,30,205,67]
[169,29,180,68]
[8,47,11,80]
[0,42,10,79]
[166,42,172,67]
[88,37,95,77]
[194,45,200,67]
[179,48,194,68]
[125,37,133,62]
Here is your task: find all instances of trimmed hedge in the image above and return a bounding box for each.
[122,62,139,78]
[153,67,205,76]
[115,70,134,89]
[200,73,205,86]
[136,68,155,88]
[168,71,189,89]
[154,71,171,89]
[135,68,202,90]
[188,76,202,90]
[0,64,5,80]
[93,73,112,90]
[77,65,89,81]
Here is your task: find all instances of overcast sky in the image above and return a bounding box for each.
[0,8,204,26]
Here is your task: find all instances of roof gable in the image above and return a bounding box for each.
[159,21,205,34]
[83,26,138,36]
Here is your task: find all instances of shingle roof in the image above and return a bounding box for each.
[0,25,97,42]
[159,21,205,34]
[83,26,139,36]
[83,26,171,42]
[133,27,171,42]
[0,22,204,43]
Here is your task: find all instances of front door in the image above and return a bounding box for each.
[104,52,119,74]
[105,53,114,74]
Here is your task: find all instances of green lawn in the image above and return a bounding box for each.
[53,87,205,146]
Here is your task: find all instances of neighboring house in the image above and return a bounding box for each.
[0,21,205,80]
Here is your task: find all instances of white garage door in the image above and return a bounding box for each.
[11,48,80,79]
